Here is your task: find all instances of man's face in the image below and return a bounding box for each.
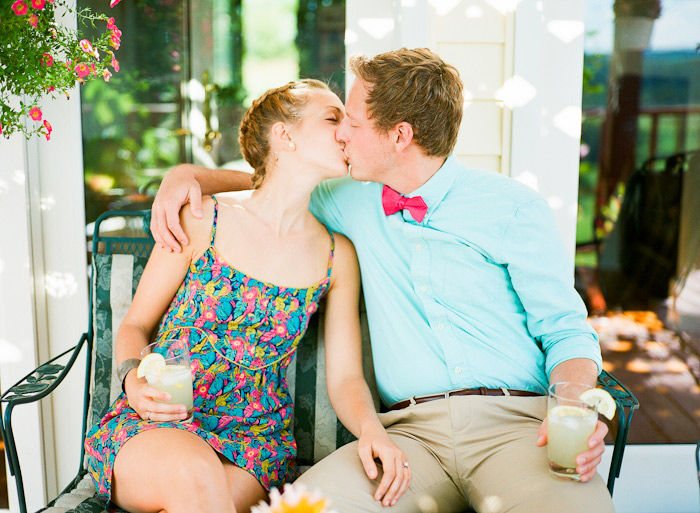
[335,79,394,183]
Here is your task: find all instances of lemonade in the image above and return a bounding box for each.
[146,364,194,417]
[547,405,597,477]
[139,338,194,423]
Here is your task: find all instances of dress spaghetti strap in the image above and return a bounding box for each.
[325,228,335,280]
[210,195,219,246]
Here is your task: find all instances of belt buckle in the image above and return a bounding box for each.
[500,387,511,396]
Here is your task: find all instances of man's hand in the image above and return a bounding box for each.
[150,164,204,253]
[536,417,609,482]
[357,425,411,507]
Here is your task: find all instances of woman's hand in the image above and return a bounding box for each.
[357,424,412,507]
[123,370,189,422]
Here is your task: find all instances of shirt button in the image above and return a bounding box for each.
[437,323,444,330]
[415,244,423,251]
[420,285,428,292]
[455,366,462,374]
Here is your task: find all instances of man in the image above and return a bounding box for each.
[150,48,614,512]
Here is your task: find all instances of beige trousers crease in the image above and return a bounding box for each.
[296,396,615,513]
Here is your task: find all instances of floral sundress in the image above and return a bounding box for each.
[84,196,335,500]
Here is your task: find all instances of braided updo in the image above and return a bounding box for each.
[238,79,330,188]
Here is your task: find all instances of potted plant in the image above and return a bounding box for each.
[613,0,662,51]
[0,0,123,140]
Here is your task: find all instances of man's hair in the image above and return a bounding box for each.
[238,79,329,188]
[349,48,463,157]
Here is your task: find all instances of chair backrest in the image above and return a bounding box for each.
[82,209,379,470]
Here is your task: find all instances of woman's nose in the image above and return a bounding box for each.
[335,119,348,142]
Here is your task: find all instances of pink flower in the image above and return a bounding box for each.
[29,107,42,121]
[31,0,45,9]
[12,1,28,15]
[90,63,96,77]
[79,39,93,53]
[109,33,121,50]
[111,56,120,72]
[112,27,122,38]
[43,120,52,141]
[74,62,89,78]
[28,13,38,26]
[41,53,53,66]
[0,122,3,135]
[49,27,57,38]
[107,17,116,29]
[102,69,112,82]
[110,0,121,6]
[46,85,54,92]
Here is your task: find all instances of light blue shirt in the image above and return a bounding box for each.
[310,155,602,406]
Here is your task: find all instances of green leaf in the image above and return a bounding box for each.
[10,383,50,395]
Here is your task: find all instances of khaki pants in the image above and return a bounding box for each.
[297,395,615,513]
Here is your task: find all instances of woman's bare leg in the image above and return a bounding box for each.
[112,428,237,513]
[219,454,269,513]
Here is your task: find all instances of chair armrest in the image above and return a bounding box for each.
[597,369,639,411]
[1,333,88,407]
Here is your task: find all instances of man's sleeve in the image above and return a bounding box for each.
[309,177,355,236]
[498,198,603,377]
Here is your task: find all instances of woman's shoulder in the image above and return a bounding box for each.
[179,195,217,251]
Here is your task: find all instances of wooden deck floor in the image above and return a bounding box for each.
[593,314,700,443]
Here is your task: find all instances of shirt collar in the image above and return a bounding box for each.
[405,154,461,224]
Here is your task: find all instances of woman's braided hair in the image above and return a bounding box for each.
[238,79,330,189]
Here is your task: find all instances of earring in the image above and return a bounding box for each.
[288,142,295,149]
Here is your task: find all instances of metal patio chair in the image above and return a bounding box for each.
[1,209,638,513]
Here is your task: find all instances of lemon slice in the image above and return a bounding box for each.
[136,353,166,379]
[579,388,616,420]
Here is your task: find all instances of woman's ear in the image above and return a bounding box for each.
[270,121,295,151]
[391,122,414,152]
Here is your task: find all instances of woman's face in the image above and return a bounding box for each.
[289,89,348,180]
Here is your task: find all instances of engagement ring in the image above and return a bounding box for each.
[403,462,409,468]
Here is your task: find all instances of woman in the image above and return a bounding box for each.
[84,79,408,513]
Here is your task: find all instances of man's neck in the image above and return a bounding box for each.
[385,155,447,195]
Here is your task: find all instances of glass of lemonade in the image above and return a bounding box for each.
[547,382,598,481]
[141,337,194,422]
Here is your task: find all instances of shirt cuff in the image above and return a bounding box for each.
[544,336,603,379]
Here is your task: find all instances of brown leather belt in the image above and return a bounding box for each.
[389,387,543,411]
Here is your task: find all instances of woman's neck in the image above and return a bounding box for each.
[243,171,317,236]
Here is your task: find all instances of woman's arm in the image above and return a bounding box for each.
[150,164,253,252]
[323,235,411,507]
[120,198,214,421]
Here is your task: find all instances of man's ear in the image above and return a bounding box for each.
[270,121,294,151]
[392,122,414,152]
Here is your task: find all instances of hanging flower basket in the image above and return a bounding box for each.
[614,16,655,51]
[613,0,661,20]
[0,0,123,140]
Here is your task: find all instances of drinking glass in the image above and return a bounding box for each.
[547,382,598,481]
[141,337,194,422]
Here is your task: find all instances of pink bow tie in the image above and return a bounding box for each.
[382,185,428,223]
